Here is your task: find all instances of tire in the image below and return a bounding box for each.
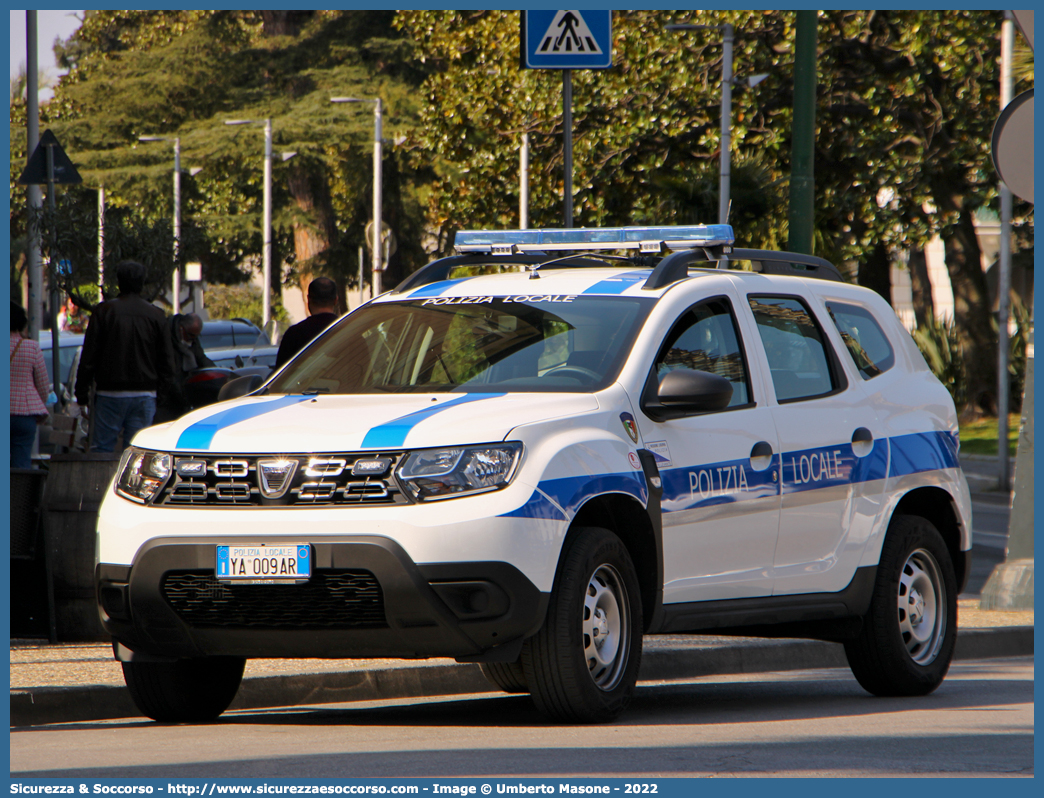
[844,515,957,696]
[479,660,529,694]
[521,527,643,723]
[122,656,246,722]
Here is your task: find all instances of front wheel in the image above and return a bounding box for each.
[122,656,245,722]
[479,660,529,694]
[522,527,643,723]
[844,515,957,696]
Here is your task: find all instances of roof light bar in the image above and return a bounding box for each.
[453,225,735,255]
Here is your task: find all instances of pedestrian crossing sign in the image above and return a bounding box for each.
[521,10,613,70]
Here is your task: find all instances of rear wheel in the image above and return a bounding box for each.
[479,660,529,694]
[122,656,245,722]
[844,515,957,696]
[522,527,643,723]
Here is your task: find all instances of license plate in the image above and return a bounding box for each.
[216,544,311,583]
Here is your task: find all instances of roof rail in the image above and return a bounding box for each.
[642,248,843,290]
[453,224,735,255]
[730,249,843,282]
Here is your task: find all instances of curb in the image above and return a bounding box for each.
[10,626,1033,727]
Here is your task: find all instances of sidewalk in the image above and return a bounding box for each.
[10,599,1032,727]
[960,452,1017,496]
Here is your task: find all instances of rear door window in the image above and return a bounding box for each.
[748,295,841,403]
[826,302,895,379]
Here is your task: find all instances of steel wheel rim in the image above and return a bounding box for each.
[582,563,630,691]
[897,547,946,665]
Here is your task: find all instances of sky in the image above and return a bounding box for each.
[10,9,84,99]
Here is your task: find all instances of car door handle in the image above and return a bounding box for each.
[852,427,873,445]
[750,441,774,460]
[852,427,874,457]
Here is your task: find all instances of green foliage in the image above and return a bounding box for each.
[26,186,213,308]
[395,10,797,251]
[394,10,1024,271]
[10,7,1033,333]
[958,414,1019,457]
[11,10,431,303]
[911,313,967,411]
[203,282,289,328]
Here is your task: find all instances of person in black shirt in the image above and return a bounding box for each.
[75,260,175,451]
[275,277,339,368]
[155,313,216,423]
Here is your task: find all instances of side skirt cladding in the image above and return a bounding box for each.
[655,566,877,642]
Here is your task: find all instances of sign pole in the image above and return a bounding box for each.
[98,186,105,301]
[520,11,612,229]
[520,133,530,229]
[563,70,573,227]
[45,144,63,414]
[786,11,817,255]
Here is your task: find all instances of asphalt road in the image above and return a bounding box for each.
[10,657,1033,779]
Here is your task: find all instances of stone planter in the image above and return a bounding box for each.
[11,468,49,637]
[41,452,121,642]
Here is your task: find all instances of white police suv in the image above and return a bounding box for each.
[96,225,971,723]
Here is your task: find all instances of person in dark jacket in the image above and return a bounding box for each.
[275,277,339,368]
[155,313,215,423]
[75,260,175,452]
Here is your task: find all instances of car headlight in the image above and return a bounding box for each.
[396,442,523,501]
[115,447,172,504]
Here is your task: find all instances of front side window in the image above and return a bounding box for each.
[266,296,653,395]
[826,301,895,379]
[749,295,838,402]
[655,297,751,407]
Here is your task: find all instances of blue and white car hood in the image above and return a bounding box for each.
[133,392,599,454]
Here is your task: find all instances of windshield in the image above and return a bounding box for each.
[267,295,654,394]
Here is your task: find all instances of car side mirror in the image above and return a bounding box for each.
[235,354,245,369]
[217,374,264,403]
[642,368,733,421]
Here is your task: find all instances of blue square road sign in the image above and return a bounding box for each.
[522,11,612,70]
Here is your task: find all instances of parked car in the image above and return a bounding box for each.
[199,319,270,353]
[95,224,971,725]
[34,332,86,453]
[208,345,280,372]
[38,331,84,402]
[181,350,279,410]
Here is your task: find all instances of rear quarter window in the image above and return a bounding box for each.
[826,302,895,379]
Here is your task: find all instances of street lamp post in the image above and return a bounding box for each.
[225,119,274,324]
[138,135,182,313]
[97,185,104,300]
[331,97,383,296]
[667,22,767,225]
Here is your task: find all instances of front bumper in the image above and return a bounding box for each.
[97,535,548,661]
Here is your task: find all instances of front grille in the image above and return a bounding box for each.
[161,570,387,629]
[157,452,408,507]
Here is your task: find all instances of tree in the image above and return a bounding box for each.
[11,10,433,314]
[396,10,1028,416]
[27,185,211,308]
[395,10,795,252]
[11,10,1029,412]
